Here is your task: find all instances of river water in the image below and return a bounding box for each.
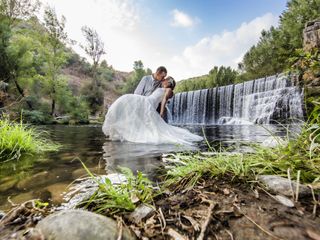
[0,124,295,210]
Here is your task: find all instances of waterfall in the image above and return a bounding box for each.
[168,73,304,125]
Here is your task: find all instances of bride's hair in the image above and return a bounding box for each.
[166,77,176,90]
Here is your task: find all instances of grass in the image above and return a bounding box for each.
[164,119,320,190]
[0,117,59,162]
[78,161,155,215]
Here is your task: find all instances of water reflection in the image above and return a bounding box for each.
[103,140,199,174]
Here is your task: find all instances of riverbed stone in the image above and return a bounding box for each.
[71,167,99,179]
[128,204,155,224]
[258,175,311,197]
[17,171,50,190]
[0,178,18,192]
[274,195,295,208]
[46,182,69,204]
[10,191,35,205]
[36,209,136,240]
[100,173,127,185]
[0,210,5,219]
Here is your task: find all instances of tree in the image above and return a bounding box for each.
[0,0,40,26]
[175,66,238,93]
[42,6,68,116]
[0,0,39,109]
[81,26,105,79]
[80,26,106,114]
[121,60,151,94]
[240,0,320,80]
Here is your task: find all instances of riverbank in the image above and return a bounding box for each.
[0,165,319,239]
[1,141,320,239]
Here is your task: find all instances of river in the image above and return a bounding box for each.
[0,124,295,210]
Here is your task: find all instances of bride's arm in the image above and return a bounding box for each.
[160,88,173,118]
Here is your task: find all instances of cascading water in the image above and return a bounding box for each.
[167,73,304,125]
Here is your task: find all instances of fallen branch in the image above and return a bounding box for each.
[197,200,215,240]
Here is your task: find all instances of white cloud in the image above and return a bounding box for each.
[170,9,199,28]
[168,13,278,80]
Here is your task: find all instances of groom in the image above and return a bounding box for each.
[134,66,170,121]
[134,66,167,96]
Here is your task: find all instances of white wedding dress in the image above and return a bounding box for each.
[102,88,203,145]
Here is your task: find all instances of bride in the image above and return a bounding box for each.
[102,77,203,145]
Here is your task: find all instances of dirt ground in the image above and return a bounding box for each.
[1,177,319,240]
[129,177,320,240]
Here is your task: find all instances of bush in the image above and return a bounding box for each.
[22,110,52,124]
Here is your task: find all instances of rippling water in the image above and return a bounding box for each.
[0,124,297,210]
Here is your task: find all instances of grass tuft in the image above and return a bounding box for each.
[0,117,59,161]
[78,161,155,215]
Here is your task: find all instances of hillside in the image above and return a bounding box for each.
[62,58,130,106]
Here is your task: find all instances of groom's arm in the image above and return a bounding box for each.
[134,76,147,95]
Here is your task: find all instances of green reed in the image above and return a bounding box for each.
[0,117,59,162]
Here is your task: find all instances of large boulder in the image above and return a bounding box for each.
[36,209,136,240]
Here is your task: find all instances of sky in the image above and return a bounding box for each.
[40,0,288,80]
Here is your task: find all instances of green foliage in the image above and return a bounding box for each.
[97,62,114,83]
[175,66,238,92]
[22,110,51,124]
[42,6,69,116]
[0,2,117,122]
[0,16,11,83]
[0,117,59,161]
[164,152,270,189]
[290,48,320,79]
[121,60,152,94]
[79,162,154,215]
[81,83,104,115]
[290,47,320,116]
[241,0,320,79]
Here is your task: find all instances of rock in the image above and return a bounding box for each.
[303,20,320,51]
[59,174,127,210]
[46,182,69,204]
[17,171,50,190]
[261,137,287,148]
[36,209,136,240]
[0,210,5,219]
[0,178,18,192]
[10,192,35,205]
[128,204,155,224]
[100,173,127,185]
[17,228,45,240]
[72,167,99,179]
[59,179,98,210]
[258,175,310,197]
[274,195,295,208]
[32,189,52,203]
[72,168,89,179]
[59,152,76,161]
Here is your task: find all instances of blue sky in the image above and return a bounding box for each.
[41,0,288,80]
